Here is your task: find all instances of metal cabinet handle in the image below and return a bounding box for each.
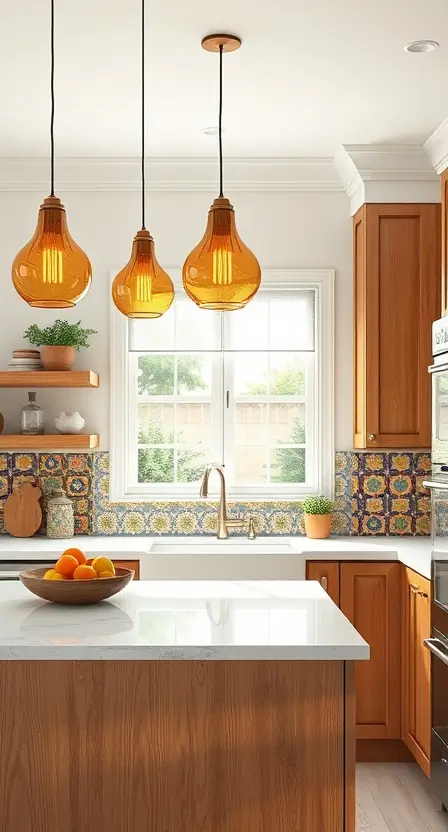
[368,434,376,441]
[424,638,448,666]
[321,576,328,591]
[410,583,428,598]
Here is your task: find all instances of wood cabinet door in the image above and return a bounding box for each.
[353,203,440,448]
[306,561,340,606]
[402,567,431,775]
[442,169,448,316]
[113,559,140,579]
[340,562,402,739]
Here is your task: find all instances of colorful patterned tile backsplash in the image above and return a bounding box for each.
[0,453,93,536]
[90,449,431,536]
[0,450,431,537]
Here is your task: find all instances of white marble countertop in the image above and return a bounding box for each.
[0,580,369,661]
[0,535,433,579]
[300,536,433,579]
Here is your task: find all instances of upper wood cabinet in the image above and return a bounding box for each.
[340,562,402,740]
[442,170,448,316]
[402,567,431,776]
[353,203,441,448]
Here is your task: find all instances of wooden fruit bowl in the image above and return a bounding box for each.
[19,567,134,605]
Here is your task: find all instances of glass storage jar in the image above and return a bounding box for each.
[20,391,44,435]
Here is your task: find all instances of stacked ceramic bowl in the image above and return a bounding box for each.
[8,349,42,371]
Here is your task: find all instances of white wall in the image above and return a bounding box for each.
[0,188,353,449]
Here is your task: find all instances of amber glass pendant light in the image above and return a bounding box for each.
[112,0,174,319]
[182,34,261,311]
[12,0,91,308]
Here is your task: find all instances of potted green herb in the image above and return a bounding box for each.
[23,320,97,371]
[302,495,333,539]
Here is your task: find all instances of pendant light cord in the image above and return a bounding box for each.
[218,44,224,198]
[141,0,146,229]
[50,0,55,196]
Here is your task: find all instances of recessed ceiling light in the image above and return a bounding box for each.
[201,126,225,136]
[404,40,439,53]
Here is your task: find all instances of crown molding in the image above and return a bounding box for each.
[424,117,448,174]
[0,156,342,193]
[334,144,440,215]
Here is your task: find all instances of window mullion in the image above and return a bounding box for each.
[224,351,236,491]
[129,353,139,488]
[173,356,178,483]
[210,316,225,475]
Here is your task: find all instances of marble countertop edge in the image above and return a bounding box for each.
[0,645,370,661]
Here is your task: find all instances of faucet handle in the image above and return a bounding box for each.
[247,517,256,540]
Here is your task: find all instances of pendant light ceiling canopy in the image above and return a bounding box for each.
[12,0,91,308]
[112,0,174,319]
[182,34,261,311]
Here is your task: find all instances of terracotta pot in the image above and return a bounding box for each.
[41,346,75,371]
[303,513,332,539]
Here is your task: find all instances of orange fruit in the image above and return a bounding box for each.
[73,564,98,580]
[98,570,115,578]
[91,556,115,576]
[43,569,63,581]
[55,554,79,577]
[61,547,86,565]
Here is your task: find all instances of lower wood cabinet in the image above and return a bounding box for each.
[306,558,431,774]
[402,567,431,776]
[305,561,340,606]
[340,562,402,740]
[113,559,140,579]
[307,561,402,741]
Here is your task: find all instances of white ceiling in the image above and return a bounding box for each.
[1,0,448,159]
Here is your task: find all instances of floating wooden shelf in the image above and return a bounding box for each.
[0,434,99,450]
[0,371,99,388]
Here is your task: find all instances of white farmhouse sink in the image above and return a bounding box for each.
[150,540,294,556]
[143,537,304,581]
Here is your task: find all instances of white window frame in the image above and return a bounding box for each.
[110,268,334,502]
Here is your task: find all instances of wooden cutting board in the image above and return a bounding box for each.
[4,482,42,537]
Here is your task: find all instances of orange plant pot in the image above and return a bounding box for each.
[303,513,332,539]
[41,345,75,371]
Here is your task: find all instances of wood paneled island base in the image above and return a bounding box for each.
[0,660,355,832]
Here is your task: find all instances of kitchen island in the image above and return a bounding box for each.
[0,580,368,832]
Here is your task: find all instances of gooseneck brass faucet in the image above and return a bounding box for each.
[199,464,256,540]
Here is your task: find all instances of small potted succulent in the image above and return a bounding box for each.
[302,495,334,539]
[23,320,97,371]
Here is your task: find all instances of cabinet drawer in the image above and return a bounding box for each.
[113,560,140,580]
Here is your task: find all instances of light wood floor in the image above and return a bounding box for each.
[357,764,448,831]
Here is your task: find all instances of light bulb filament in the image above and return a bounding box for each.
[212,248,233,285]
[42,246,63,284]
[136,272,152,303]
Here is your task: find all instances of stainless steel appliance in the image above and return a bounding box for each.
[0,561,54,580]
[425,593,448,809]
[423,315,448,809]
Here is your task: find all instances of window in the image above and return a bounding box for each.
[110,269,334,500]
